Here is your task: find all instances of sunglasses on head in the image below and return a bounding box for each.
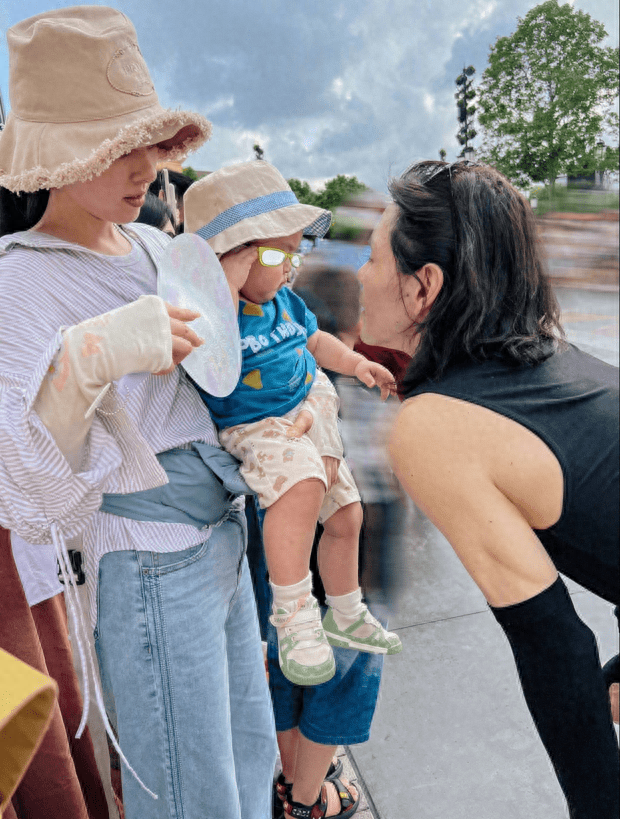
[417,159,481,187]
[257,246,302,269]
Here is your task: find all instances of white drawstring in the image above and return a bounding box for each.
[50,521,158,801]
[52,523,91,737]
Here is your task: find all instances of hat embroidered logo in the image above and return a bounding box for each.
[107,42,154,97]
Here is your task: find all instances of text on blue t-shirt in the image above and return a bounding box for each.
[199,287,318,428]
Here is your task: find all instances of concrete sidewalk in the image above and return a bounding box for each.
[344,287,618,819]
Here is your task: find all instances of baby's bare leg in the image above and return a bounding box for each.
[318,502,363,596]
[320,503,403,656]
[266,478,337,686]
[263,478,325,586]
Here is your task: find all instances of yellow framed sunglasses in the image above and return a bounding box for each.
[257,246,302,269]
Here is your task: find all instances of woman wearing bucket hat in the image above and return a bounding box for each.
[0,7,276,819]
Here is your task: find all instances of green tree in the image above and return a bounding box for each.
[287,175,367,211]
[253,143,264,161]
[477,0,619,189]
[287,178,318,206]
[314,175,367,211]
[182,166,199,181]
[455,66,477,155]
[439,149,447,161]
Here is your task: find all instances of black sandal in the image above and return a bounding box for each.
[273,772,292,818]
[274,757,344,815]
[325,758,344,782]
[283,777,359,818]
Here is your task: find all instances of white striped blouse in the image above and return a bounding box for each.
[0,223,223,627]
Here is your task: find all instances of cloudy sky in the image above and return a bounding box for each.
[0,0,617,192]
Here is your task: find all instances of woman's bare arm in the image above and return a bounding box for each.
[388,394,558,607]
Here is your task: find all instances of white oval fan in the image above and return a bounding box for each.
[158,233,241,397]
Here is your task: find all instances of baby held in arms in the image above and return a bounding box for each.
[184,161,402,685]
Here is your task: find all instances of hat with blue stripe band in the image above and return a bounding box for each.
[184,160,332,255]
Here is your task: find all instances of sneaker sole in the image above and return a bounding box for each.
[325,633,403,655]
[278,650,336,686]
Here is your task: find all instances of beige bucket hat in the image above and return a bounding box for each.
[184,160,332,255]
[0,6,212,193]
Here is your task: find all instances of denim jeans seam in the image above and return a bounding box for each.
[134,554,154,654]
[225,512,248,615]
[149,573,185,818]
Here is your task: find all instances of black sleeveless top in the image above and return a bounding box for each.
[404,345,619,605]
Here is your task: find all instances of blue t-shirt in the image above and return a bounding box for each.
[201,287,318,428]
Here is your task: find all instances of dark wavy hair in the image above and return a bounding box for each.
[0,188,49,237]
[389,161,564,393]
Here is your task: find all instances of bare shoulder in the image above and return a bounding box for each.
[389,393,488,491]
[389,392,563,530]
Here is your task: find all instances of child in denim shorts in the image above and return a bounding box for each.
[184,162,402,694]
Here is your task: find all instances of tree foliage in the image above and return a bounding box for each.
[253,143,264,161]
[287,175,367,211]
[287,178,315,204]
[477,0,619,188]
[182,166,199,181]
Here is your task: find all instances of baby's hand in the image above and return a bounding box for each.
[353,359,397,400]
[286,409,314,438]
[220,245,258,294]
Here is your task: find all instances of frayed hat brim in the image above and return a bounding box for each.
[0,104,211,193]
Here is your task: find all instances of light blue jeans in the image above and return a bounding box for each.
[94,511,277,819]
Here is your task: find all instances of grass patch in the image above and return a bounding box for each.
[533,186,619,216]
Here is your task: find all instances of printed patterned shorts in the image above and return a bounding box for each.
[219,374,360,523]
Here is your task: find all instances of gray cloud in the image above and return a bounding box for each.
[1,0,617,191]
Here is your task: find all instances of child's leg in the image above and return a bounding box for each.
[262,478,325,586]
[319,502,403,656]
[277,728,358,817]
[318,501,363,596]
[264,479,337,687]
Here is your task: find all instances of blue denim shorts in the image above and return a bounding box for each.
[246,500,384,746]
[266,614,384,745]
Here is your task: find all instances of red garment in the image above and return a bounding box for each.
[0,527,109,819]
[354,340,411,387]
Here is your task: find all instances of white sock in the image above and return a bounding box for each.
[325,588,374,633]
[325,587,364,617]
[271,572,312,610]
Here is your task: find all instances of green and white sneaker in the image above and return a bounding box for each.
[269,594,336,686]
[322,606,403,655]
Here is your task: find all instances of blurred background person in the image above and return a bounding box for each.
[293,265,410,613]
[135,191,175,236]
[149,168,194,233]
